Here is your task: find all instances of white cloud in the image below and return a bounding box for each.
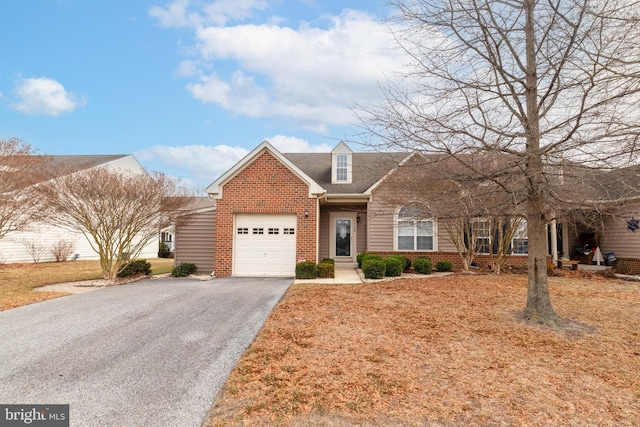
[136,137,330,185]
[151,2,403,133]
[136,144,249,183]
[188,10,401,131]
[267,135,332,153]
[150,0,268,28]
[11,77,85,116]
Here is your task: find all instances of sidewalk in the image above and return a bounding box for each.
[293,267,362,284]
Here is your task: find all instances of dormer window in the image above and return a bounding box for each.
[331,141,352,184]
[336,154,348,181]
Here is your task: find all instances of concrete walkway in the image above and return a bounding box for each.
[294,267,362,284]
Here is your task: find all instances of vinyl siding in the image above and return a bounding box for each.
[599,207,640,258]
[174,209,216,274]
[0,223,157,263]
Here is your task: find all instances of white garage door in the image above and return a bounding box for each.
[234,214,297,277]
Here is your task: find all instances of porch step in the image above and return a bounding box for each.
[334,261,358,269]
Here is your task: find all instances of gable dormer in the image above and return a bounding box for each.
[331,141,353,184]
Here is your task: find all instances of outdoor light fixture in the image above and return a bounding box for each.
[304,209,309,218]
[356,215,361,224]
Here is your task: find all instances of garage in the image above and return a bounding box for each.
[234,214,297,276]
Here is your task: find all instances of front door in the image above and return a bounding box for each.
[330,213,357,262]
[335,219,352,257]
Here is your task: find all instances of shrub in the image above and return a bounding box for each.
[171,262,198,277]
[362,259,386,279]
[356,252,368,268]
[413,257,433,274]
[435,260,453,272]
[398,255,412,271]
[361,253,383,266]
[317,262,335,278]
[296,261,318,279]
[158,241,171,258]
[118,259,152,277]
[51,239,76,262]
[321,258,335,264]
[384,256,404,277]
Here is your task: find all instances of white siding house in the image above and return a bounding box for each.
[0,155,157,263]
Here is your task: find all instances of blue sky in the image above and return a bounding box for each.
[0,0,401,191]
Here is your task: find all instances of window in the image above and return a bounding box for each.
[396,206,435,251]
[252,228,264,235]
[512,221,528,255]
[237,228,249,235]
[268,228,279,235]
[336,154,348,181]
[472,220,491,254]
[283,228,295,235]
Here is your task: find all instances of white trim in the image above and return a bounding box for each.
[205,140,325,199]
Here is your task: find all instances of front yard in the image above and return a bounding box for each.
[0,258,174,311]
[206,272,640,426]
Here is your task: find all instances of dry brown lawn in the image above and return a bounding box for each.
[0,258,174,311]
[207,272,640,426]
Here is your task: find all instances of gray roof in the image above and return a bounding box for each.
[284,152,408,194]
[49,155,129,171]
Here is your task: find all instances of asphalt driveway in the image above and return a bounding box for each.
[0,277,292,426]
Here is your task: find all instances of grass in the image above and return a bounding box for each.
[0,258,174,311]
[206,271,640,426]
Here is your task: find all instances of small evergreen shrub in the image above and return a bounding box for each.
[362,259,386,279]
[118,259,152,277]
[321,258,335,264]
[398,255,412,271]
[171,262,198,277]
[361,253,383,266]
[435,260,453,272]
[296,261,318,279]
[413,257,433,274]
[317,262,335,278]
[384,256,404,277]
[356,252,368,268]
[158,241,171,258]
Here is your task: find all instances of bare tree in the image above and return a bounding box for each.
[18,238,47,263]
[360,0,640,326]
[0,138,50,240]
[38,166,191,279]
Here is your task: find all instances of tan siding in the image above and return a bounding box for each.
[436,220,459,253]
[599,208,640,258]
[175,210,216,274]
[367,198,395,251]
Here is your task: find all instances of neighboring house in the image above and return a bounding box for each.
[0,155,158,263]
[174,140,640,277]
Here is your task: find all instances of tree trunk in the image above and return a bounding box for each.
[524,211,558,326]
[522,0,559,326]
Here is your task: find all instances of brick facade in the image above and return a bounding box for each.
[613,257,640,275]
[213,151,317,277]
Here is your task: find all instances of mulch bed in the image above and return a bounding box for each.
[206,273,640,426]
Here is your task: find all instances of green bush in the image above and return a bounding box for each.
[321,258,335,264]
[118,259,152,277]
[384,256,404,277]
[356,252,368,268]
[361,253,383,267]
[158,241,171,258]
[413,257,433,275]
[317,262,335,278]
[296,261,318,279]
[171,262,198,277]
[435,260,453,272]
[362,259,386,279]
